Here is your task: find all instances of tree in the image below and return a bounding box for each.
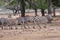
[47,0,53,23]
[31,1,38,16]
[36,0,48,16]
[52,0,60,17]
[26,0,47,16]
[5,0,26,17]
[41,9,45,16]
[25,0,38,16]
[20,0,25,17]
[53,7,56,17]
[48,0,52,14]
[52,0,60,7]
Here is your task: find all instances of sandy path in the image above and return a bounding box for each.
[0,29,60,40]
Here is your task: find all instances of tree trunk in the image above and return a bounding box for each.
[53,7,56,17]
[47,0,52,23]
[48,0,52,14]
[29,0,32,9]
[34,8,37,16]
[41,9,45,16]
[20,0,25,17]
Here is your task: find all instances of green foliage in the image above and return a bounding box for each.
[9,0,17,5]
[9,0,20,6]
[37,0,48,9]
[7,0,48,9]
[2,0,60,9]
[0,0,5,6]
[52,0,60,7]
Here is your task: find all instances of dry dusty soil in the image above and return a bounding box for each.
[0,13,60,40]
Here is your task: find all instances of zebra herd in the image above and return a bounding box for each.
[0,15,53,30]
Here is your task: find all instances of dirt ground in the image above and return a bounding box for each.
[0,12,60,40]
